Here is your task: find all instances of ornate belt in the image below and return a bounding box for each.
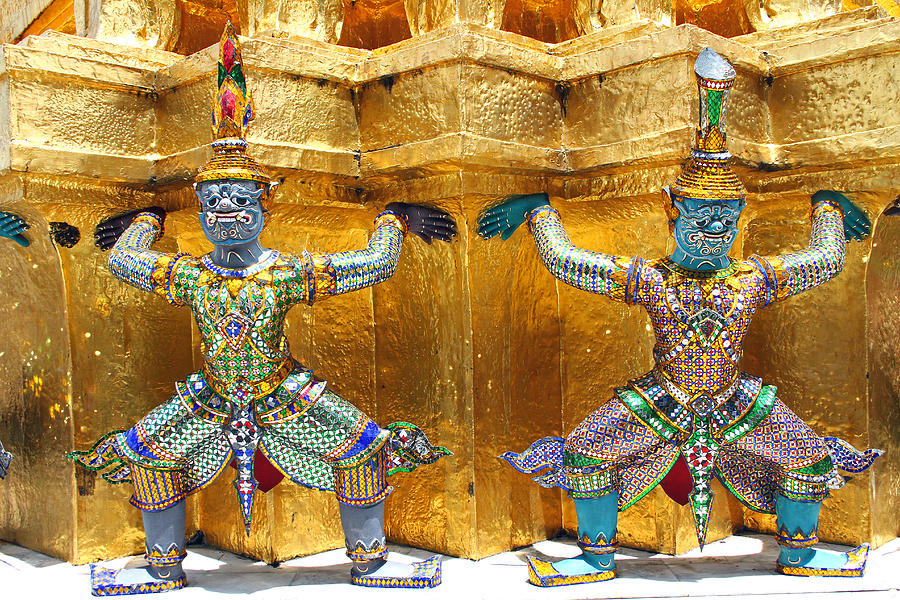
[653,368,740,418]
[202,359,293,402]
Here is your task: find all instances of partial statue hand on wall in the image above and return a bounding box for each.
[242,0,345,43]
[404,0,508,35]
[574,0,673,32]
[743,0,842,31]
[75,0,179,49]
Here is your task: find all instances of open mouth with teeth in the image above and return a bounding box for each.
[701,231,729,239]
[205,210,253,227]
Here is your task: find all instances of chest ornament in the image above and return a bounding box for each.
[216,313,254,350]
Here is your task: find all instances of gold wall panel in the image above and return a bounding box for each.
[248,71,360,153]
[404,0,505,35]
[675,0,754,37]
[242,0,343,43]
[1,0,58,43]
[463,64,562,149]
[866,204,900,547]
[359,65,462,152]
[0,184,74,560]
[9,78,155,157]
[466,189,565,557]
[739,192,879,546]
[769,52,900,147]
[29,178,197,564]
[563,55,692,151]
[16,0,75,42]
[172,1,240,55]
[74,0,179,49]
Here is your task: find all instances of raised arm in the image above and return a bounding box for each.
[478,194,652,304]
[325,211,407,296]
[287,203,457,304]
[99,208,195,307]
[748,191,870,306]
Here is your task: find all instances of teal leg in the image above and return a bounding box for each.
[527,491,619,586]
[775,494,869,577]
[554,493,618,575]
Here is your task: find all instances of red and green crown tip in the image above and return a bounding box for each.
[213,21,254,139]
[217,24,247,94]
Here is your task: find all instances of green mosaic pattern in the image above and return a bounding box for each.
[261,388,371,490]
[615,388,680,442]
[721,385,777,443]
[124,394,232,491]
[706,89,723,128]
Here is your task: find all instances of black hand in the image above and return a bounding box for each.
[49,222,81,248]
[385,202,457,244]
[94,206,166,251]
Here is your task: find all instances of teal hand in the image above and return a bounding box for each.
[812,190,871,242]
[0,211,29,247]
[477,193,550,241]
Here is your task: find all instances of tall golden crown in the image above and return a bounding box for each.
[670,48,747,202]
[195,22,271,186]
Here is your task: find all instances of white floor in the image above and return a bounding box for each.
[2,533,899,599]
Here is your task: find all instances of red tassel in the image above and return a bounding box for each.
[229,449,285,493]
[661,453,692,506]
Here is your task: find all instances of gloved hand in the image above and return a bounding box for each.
[0,211,30,247]
[477,193,551,241]
[50,222,81,248]
[94,207,166,251]
[384,203,457,244]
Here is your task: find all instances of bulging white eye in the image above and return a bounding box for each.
[232,195,251,207]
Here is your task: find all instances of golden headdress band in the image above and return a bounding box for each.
[195,22,271,186]
[670,48,747,202]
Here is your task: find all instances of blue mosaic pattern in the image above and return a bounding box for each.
[329,212,405,295]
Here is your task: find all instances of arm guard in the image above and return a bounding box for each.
[322,211,407,297]
[528,206,647,304]
[108,213,192,306]
[748,201,846,306]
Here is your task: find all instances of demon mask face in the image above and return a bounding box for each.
[195,180,266,246]
[669,193,745,271]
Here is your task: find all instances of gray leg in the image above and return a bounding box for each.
[109,500,187,588]
[143,500,187,581]
[339,499,387,575]
[338,499,442,588]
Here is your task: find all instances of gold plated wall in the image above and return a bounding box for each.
[0,5,898,564]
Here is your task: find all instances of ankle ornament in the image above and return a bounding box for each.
[346,538,388,564]
[146,543,186,579]
[578,533,618,555]
[775,526,818,549]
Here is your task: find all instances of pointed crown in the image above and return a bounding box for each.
[670,48,746,202]
[195,22,271,186]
